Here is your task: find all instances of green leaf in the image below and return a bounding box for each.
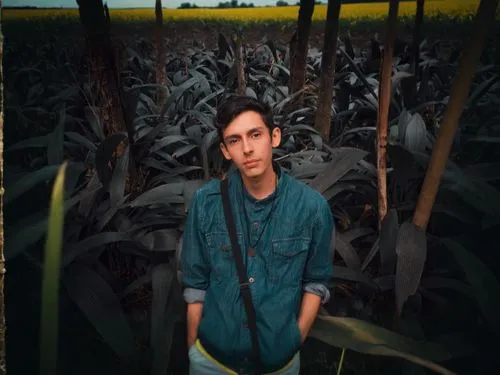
[63,232,135,267]
[151,135,192,153]
[465,136,500,144]
[334,233,361,270]
[332,266,379,290]
[161,75,204,117]
[172,144,198,158]
[338,46,379,103]
[150,263,175,375]
[47,105,65,165]
[139,229,179,252]
[109,145,129,209]
[65,131,98,152]
[309,315,455,375]
[40,162,67,375]
[395,222,427,316]
[379,209,399,275]
[4,164,59,205]
[128,182,188,208]
[308,147,369,194]
[441,238,500,337]
[404,113,428,153]
[84,106,105,140]
[5,185,98,260]
[6,135,49,151]
[63,263,139,367]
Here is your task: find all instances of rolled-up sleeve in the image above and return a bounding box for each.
[180,189,210,303]
[302,198,335,304]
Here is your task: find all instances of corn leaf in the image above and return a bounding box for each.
[395,221,427,316]
[308,147,369,194]
[4,165,59,205]
[442,238,500,337]
[309,315,456,375]
[63,263,139,367]
[150,263,175,375]
[40,161,67,375]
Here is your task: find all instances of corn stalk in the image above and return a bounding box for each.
[0,1,6,373]
[377,0,399,224]
[155,0,167,107]
[76,0,141,193]
[314,0,341,141]
[289,0,315,105]
[411,0,425,77]
[233,30,246,95]
[76,0,129,137]
[412,0,500,230]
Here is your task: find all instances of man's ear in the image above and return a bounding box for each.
[271,127,281,148]
[220,142,232,160]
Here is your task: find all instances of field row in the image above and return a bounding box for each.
[2,0,488,23]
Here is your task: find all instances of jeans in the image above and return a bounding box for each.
[188,340,300,375]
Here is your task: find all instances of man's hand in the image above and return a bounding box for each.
[297,292,322,343]
[187,302,204,348]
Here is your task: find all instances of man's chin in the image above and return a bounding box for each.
[239,165,264,179]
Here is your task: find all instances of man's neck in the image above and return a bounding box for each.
[240,164,277,200]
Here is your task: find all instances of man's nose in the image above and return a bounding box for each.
[242,138,253,154]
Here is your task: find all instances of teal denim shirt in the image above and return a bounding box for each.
[181,165,334,374]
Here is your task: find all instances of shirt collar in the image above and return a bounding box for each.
[229,161,285,205]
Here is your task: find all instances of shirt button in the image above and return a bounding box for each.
[252,221,259,229]
[248,277,255,283]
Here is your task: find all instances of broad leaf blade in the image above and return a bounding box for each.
[442,238,500,337]
[5,185,99,260]
[379,208,399,275]
[63,232,135,267]
[395,222,427,316]
[4,165,60,205]
[308,147,368,194]
[129,182,186,207]
[140,229,179,252]
[309,316,455,374]
[109,145,129,209]
[334,233,361,270]
[47,106,65,165]
[150,263,175,375]
[40,162,67,375]
[63,263,138,366]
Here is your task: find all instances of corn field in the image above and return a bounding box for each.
[2,0,493,23]
[2,0,500,375]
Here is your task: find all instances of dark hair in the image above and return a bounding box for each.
[215,95,274,143]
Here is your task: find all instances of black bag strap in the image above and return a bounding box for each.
[221,177,262,374]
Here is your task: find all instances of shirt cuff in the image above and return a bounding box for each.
[303,282,331,304]
[183,287,206,303]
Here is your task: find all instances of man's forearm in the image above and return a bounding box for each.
[186,302,204,347]
[297,292,322,343]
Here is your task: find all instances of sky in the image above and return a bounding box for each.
[4,0,282,8]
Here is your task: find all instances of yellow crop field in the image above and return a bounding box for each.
[2,0,490,24]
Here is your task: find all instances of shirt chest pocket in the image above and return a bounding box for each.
[270,237,310,286]
[206,232,243,283]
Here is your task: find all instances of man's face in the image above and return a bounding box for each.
[220,110,281,179]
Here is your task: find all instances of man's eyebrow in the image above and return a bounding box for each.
[224,126,266,140]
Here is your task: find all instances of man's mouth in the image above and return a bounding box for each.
[244,159,259,167]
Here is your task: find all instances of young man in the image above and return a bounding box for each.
[181,95,334,375]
